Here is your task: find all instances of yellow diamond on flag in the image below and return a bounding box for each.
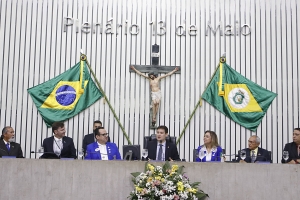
[41,80,88,110]
[224,84,262,112]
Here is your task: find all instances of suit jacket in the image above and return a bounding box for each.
[85,142,121,160]
[82,133,111,153]
[238,147,271,163]
[282,142,300,163]
[147,140,180,161]
[195,145,223,162]
[0,140,23,158]
[41,136,77,159]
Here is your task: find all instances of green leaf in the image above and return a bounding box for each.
[190,182,201,187]
[163,161,171,172]
[195,192,209,200]
[131,172,141,177]
[177,165,185,174]
[144,161,149,172]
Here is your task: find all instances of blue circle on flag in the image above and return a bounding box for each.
[55,85,76,106]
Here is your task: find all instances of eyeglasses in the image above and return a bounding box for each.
[99,133,109,136]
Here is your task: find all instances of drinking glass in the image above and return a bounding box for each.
[38,147,44,158]
[78,149,84,160]
[282,151,289,163]
[240,150,246,160]
[199,150,205,162]
[142,149,148,160]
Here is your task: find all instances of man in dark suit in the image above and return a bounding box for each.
[238,135,271,163]
[0,126,23,158]
[82,120,110,154]
[41,122,76,159]
[281,128,300,164]
[146,125,179,161]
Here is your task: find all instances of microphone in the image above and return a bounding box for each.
[223,154,239,156]
[31,151,56,154]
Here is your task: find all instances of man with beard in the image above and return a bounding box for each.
[0,126,23,158]
[282,128,300,164]
[85,127,121,160]
[130,66,178,126]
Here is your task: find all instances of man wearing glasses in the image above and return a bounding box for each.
[82,120,110,155]
[238,135,271,163]
[85,127,121,160]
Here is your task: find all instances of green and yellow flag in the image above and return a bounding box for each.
[201,57,277,132]
[28,55,103,127]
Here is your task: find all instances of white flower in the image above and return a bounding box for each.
[166,181,173,186]
[164,185,176,192]
[179,191,189,199]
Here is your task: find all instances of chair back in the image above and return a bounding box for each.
[143,134,176,149]
[222,149,226,154]
[193,149,198,162]
[268,151,272,163]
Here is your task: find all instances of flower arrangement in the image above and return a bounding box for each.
[129,161,208,200]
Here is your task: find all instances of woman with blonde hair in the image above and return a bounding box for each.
[196,130,223,162]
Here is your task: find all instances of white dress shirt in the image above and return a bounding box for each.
[53,137,63,156]
[98,142,108,160]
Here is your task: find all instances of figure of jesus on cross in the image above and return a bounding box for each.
[130,66,179,126]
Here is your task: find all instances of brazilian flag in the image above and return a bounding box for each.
[201,57,277,132]
[28,55,103,127]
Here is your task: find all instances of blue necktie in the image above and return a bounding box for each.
[157,144,163,161]
[6,143,10,151]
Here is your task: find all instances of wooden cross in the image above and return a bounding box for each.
[129,45,180,129]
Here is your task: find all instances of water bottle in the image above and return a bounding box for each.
[220,152,224,162]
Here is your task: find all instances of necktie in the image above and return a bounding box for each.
[58,140,62,149]
[251,150,255,163]
[157,144,163,161]
[6,143,10,151]
[55,140,62,156]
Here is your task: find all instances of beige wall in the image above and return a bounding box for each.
[0,159,299,200]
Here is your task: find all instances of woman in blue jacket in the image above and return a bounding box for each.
[196,130,223,162]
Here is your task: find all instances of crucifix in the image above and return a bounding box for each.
[130,44,181,128]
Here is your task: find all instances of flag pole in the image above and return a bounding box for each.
[80,54,132,145]
[176,56,226,145]
[176,100,201,145]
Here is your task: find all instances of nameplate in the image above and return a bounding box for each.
[1,156,17,159]
[255,161,271,164]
